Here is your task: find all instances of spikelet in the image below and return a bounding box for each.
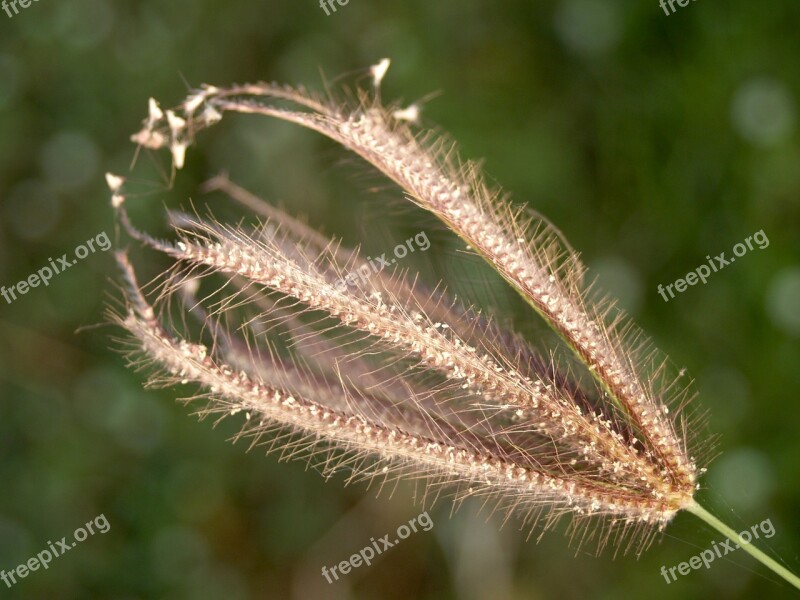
[109,63,712,556]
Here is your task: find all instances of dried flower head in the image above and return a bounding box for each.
[109,62,716,557]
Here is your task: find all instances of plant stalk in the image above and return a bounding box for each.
[686,502,800,590]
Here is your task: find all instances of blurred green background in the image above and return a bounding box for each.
[1,0,799,598]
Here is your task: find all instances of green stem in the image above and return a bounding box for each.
[686,502,800,590]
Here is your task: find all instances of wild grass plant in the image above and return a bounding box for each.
[107,62,800,589]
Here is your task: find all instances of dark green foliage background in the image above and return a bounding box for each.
[0,1,798,598]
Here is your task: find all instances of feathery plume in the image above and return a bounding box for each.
[107,64,800,586]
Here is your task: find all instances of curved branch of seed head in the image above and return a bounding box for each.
[184,180,613,441]
[113,254,682,526]
[173,265,601,473]
[115,252,480,463]
[200,174,498,349]
[182,87,694,495]
[164,223,576,426]
[168,271,628,494]
[171,265,491,442]
[162,217,489,439]
[116,193,681,497]
[169,196,600,443]
[200,174,600,406]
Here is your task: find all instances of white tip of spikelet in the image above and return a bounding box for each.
[130,129,166,149]
[105,172,125,193]
[370,58,391,88]
[200,104,222,125]
[148,98,164,123]
[184,93,205,115]
[111,193,125,208]
[171,141,187,169]
[166,110,187,134]
[392,104,420,123]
